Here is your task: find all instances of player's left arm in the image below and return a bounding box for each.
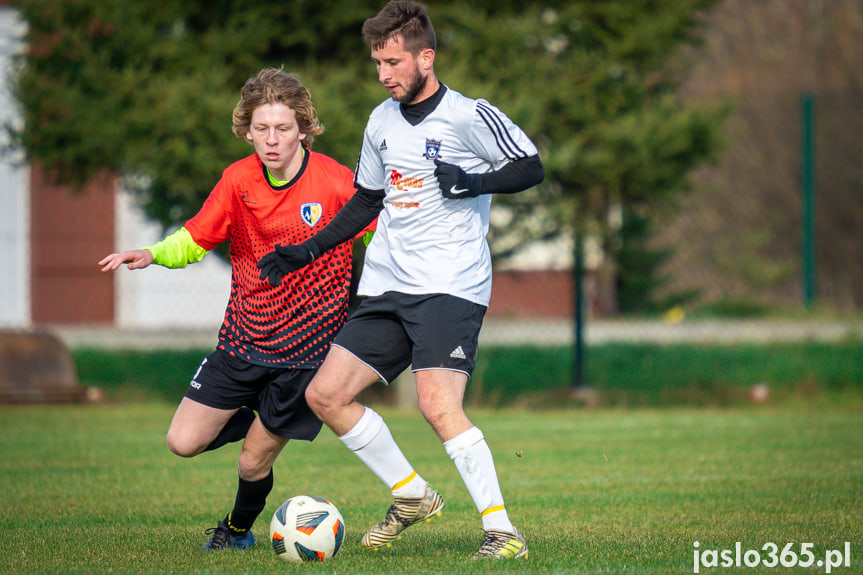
[434,154,544,198]
[435,99,544,199]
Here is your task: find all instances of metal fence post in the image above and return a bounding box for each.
[801,92,816,307]
[573,228,586,389]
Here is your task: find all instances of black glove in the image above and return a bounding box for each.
[257,239,321,287]
[434,158,483,199]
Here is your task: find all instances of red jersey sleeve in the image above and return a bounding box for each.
[184,175,232,251]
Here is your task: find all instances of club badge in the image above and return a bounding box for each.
[423,138,442,160]
[301,202,322,227]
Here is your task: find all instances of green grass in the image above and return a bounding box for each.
[2,403,861,574]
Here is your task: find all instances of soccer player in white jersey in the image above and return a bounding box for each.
[258,0,544,559]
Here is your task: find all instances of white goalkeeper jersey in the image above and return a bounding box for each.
[354,86,538,306]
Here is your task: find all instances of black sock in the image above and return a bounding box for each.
[225,469,274,532]
[203,407,256,452]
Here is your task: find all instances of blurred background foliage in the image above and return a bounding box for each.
[11,0,863,315]
[10,0,729,312]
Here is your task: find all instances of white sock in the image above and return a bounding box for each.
[444,426,514,533]
[338,407,426,498]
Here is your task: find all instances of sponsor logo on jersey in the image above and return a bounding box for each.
[240,190,256,204]
[379,139,388,152]
[388,201,420,209]
[301,202,323,227]
[423,138,442,160]
[389,169,424,192]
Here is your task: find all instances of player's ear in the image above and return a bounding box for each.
[419,48,435,72]
[244,131,254,144]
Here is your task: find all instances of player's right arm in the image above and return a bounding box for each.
[99,249,154,272]
[99,227,209,272]
[100,171,232,273]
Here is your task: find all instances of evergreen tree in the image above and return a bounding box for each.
[429,1,728,312]
[11,0,382,229]
[12,0,727,315]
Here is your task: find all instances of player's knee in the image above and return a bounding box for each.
[238,452,274,481]
[304,383,328,417]
[419,406,446,432]
[418,396,469,437]
[165,428,203,458]
[417,393,444,422]
[418,399,446,430]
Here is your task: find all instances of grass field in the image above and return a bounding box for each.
[2,402,861,574]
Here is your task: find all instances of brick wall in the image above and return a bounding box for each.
[30,165,115,324]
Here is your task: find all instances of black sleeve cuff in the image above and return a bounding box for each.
[480,154,545,195]
[312,187,384,254]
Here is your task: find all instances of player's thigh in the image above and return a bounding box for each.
[166,397,238,456]
[308,344,386,404]
[167,349,263,456]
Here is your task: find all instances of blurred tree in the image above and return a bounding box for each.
[616,205,698,314]
[429,1,729,314]
[11,0,727,315]
[10,0,382,229]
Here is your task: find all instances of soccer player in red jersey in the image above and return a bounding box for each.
[99,68,370,551]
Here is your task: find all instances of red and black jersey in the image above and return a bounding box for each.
[185,151,367,368]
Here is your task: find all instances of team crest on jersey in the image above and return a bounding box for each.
[423,138,442,160]
[301,203,322,227]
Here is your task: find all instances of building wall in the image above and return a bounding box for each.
[488,270,573,318]
[0,8,28,326]
[29,166,115,324]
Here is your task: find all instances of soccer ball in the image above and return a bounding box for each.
[269,495,345,563]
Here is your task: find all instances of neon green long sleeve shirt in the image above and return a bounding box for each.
[144,227,208,268]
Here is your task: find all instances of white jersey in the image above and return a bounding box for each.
[354,86,538,306]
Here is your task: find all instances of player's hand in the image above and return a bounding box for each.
[434,158,483,199]
[98,250,154,272]
[257,241,320,287]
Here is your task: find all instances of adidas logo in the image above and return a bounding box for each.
[379,139,388,152]
[450,346,466,359]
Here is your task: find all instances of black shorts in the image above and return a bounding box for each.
[333,291,487,384]
[184,349,322,441]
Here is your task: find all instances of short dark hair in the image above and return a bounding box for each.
[232,68,324,149]
[362,1,436,54]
